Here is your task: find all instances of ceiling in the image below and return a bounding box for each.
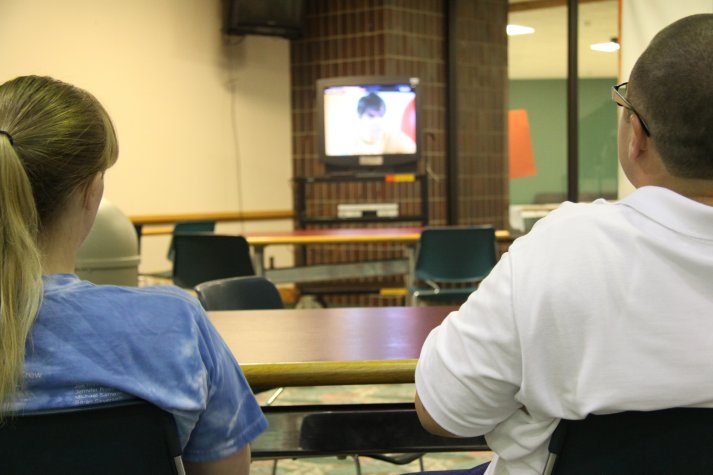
[508,0,619,79]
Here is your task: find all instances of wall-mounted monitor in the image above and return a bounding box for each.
[222,0,305,39]
[316,76,421,175]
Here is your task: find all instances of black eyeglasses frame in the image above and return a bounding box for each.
[612,82,651,136]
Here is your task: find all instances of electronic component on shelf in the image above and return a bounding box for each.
[337,203,399,219]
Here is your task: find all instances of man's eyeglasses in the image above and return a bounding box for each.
[612,82,651,136]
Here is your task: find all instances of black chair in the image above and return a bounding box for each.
[0,399,185,475]
[544,407,713,474]
[139,221,217,280]
[167,220,216,261]
[195,275,284,311]
[252,402,489,475]
[410,226,497,306]
[172,234,254,288]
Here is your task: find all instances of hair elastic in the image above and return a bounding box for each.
[0,129,14,146]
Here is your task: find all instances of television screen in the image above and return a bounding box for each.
[316,76,420,175]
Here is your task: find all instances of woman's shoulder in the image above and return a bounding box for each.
[45,274,193,301]
[41,275,206,329]
[121,283,200,305]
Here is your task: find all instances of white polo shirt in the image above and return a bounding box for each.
[416,186,713,474]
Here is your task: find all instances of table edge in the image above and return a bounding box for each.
[242,359,418,388]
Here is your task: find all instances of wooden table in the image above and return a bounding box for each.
[242,227,422,278]
[209,305,491,459]
[130,210,294,236]
[208,305,457,389]
[242,227,512,285]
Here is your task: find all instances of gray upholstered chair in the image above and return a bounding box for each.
[195,275,283,311]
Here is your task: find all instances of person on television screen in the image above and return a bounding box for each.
[411,13,713,475]
[0,75,266,475]
[353,92,416,155]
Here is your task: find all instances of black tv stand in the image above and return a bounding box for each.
[323,163,419,177]
[291,173,429,304]
[293,174,429,227]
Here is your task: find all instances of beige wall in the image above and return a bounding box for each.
[617,0,713,197]
[0,0,293,272]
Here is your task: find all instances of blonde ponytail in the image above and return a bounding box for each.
[0,139,43,410]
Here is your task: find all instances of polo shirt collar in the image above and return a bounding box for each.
[620,185,713,240]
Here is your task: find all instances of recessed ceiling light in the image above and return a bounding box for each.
[507,24,535,36]
[591,38,620,52]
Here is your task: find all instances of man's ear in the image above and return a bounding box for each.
[627,113,649,162]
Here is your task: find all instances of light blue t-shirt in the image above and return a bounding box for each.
[14,274,267,463]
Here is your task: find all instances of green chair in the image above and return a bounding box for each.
[410,226,497,306]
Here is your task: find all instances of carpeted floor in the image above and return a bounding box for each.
[251,383,493,475]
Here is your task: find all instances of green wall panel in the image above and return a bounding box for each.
[509,78,618,204]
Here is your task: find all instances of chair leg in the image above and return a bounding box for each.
[265,387,284,406]
[271,459,278,475]
[351,455,363,475]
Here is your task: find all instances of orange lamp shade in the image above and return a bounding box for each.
[508,109,537,178]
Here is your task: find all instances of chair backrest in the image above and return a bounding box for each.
[0,399,185,475]
[252,401,488,460]
[414,226,497,283]
[172,234,254,288]
[167,220,216,261]
[545,407,713,475]
[195,275,284,311]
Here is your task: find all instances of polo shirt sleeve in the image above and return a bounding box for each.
[180,305,268,462]
[415,252,523,437]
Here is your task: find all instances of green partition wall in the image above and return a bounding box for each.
[509,78,619,204]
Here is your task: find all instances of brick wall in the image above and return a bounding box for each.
[290,0,507,306]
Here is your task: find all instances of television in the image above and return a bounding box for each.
[222,0,305,39]
[316,76,421,175]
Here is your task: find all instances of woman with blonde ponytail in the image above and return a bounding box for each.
[0,76,265,475]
